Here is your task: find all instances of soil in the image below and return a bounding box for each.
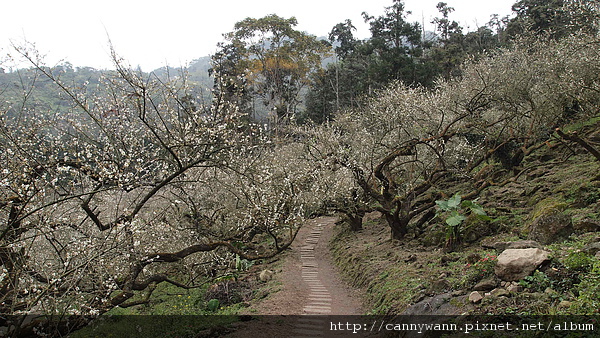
[223,216,364,337]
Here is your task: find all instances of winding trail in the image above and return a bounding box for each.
[227,217,362,337]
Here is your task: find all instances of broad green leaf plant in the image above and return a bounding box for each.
[435,193,492,250]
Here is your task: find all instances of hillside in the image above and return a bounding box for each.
[329,119,600,317]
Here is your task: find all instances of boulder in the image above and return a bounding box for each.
[490,288,510,298]
[507,283,524,293]
[527,198,573,244]
[494,248,550,282]
[527,212,573,245]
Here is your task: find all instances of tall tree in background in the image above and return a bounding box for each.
[303,20,369,124]
[212,15,329,129]
[506,0,599,39]
[426,2,465,80]
[304,0,584,125]
[329,19,358,59]
[210,41,253,117]
[507,0,567,38]
[305,0,429,124]
[362,0,424,87]
[432,2,461,42]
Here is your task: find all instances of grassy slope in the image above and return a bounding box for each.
[330,122,600,316]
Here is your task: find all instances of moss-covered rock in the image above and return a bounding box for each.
[527,198,573,244]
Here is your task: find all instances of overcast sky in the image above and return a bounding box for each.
[1,0,516,71]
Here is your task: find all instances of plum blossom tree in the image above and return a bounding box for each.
[303,29,600,240]
[0,43,327,334]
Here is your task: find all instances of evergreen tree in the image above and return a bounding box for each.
[506,0,599,39]
[362,0,424,87]
[426,2,465,80]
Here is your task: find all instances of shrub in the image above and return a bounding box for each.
[571,260,600,314]
[563,251,594,272]
[459,253,497,288]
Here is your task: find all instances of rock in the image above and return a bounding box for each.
[451,290,466,296]
[428,279,451,294]
[508,240,543,249]
[490,288,510,297]
[492,240,542,252]
[402,292,468,315]
[494,248,550,281]
[440,255,459,265]
[507,284,524,293]
[259,269,274,282]
[469,291,483,303]
[582,242,600,256]
[527,198,573,244]
[574,219,600,233]
[473,279,497,292]
[528,212,573,244]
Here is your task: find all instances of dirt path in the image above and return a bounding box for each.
[225,217,363,336]
[256,216,362,315]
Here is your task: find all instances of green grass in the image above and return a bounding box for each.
[71,280,248,337]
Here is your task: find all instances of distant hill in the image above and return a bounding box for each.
[0,56,215,114]
[150,56,214,104]
[150,56,213,89]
